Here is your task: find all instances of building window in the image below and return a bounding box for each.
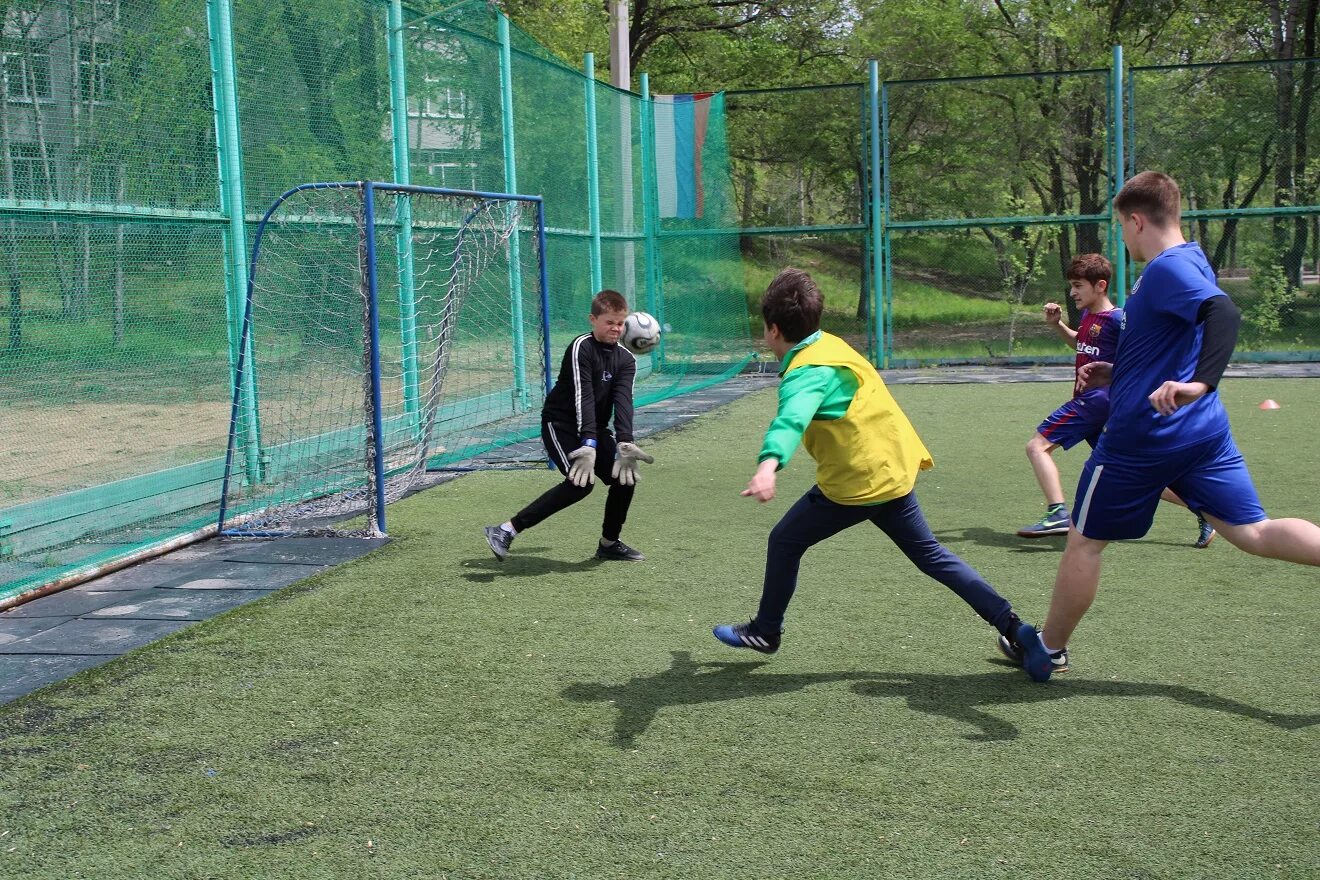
[415,77,466,119]
[78,42,112,102]
[414,151,477,189]
[8,144,50,199]
[2,42,52,101]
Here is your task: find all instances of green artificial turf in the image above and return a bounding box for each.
[2,378,1317,879]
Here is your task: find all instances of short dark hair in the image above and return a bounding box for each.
[1113,171,1181,227]
[591,289,628,316]
[1066,253,1112,286]
[761,268,823,342]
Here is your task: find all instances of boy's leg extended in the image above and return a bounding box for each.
[871,491,1018,635]
[1171,432,1320,565]
[509,423,594,533]
[754,486,868,632]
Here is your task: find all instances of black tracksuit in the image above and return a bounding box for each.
[510,333,639,540]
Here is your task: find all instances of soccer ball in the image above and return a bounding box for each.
[621,311,662,354]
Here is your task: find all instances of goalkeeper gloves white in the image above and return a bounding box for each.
[566,443,597,487]
[611,441,655,487]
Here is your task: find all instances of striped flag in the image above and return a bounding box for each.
[653,92,717,219]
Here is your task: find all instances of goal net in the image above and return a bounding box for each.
[219,182,549,537]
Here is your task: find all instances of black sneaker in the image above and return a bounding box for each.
[596,539,645,561]
[484,525,514,561]
[712,620,781,654]
[996,631,1069,673]
[1195,514,1216,549]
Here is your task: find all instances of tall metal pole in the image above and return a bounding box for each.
[1110,44,1127,305]
[386,0,420,424]
[584,52,603,293]
[868,60,886,368]
[639,72,663,369]
[608,1,637,305]
[206,0,260,481]
[499,14,530,408]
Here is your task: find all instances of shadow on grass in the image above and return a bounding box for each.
[934,527,1063,553]
[460,551,603,583]
[564,651,1319,748]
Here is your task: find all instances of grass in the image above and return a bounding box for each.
[2,377,1318,879]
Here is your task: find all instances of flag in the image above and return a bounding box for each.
[653,92,715,219]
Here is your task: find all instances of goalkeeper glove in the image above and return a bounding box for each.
[611,441,655,487]
[566,442,597,487]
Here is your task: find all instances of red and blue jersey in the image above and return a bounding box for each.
[1072,308,1122,400]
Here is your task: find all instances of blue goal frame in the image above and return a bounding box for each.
[218,181,553,537]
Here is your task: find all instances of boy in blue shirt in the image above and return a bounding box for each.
[1004,171,1320,681]
[712,268,1050,678]
[1017,254,1213,549]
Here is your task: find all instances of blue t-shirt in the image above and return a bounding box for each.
[1072,308,1122,401]
[1100,242,1230,453]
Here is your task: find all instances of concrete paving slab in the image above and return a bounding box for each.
[1,589,144,618]
[0,618,192,655]
[158,562,326,591]
[0,654,116,699]
[68,560,215,592]
[84,589,276,621]
[0,615,75,645]
[215,536,390,565]
[74,560,327,592]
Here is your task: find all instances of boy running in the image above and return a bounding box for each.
[1005,171,1320,681]
[712,268,1050,678]
[1018,254,1213,549]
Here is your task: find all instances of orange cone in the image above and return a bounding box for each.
[1259,399,1281,410]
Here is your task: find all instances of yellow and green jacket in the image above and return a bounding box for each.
[758,331,933,505]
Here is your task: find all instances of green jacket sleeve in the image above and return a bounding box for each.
[757,365,834,469]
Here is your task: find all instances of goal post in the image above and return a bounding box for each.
[218,181,551,538]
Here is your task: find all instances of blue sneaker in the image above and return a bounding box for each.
[712,620,781,654]
[997,632,1069,674]
[1195,515,1216,549]
[1017,507,1071,537]
[1014,622,1054,682]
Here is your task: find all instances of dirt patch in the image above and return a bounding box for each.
[0,401,232,505]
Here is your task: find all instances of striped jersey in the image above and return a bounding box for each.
[1072,308,1122,399]
[541,332,637,442]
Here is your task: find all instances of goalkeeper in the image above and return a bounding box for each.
[484,289,654,563]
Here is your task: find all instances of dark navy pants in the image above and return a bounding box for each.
[754,486,1015,634]
[510,422,634,541]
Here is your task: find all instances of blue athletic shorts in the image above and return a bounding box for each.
[1037,396,1107,451]
[1073,431,1267,541]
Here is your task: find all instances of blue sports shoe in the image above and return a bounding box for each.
[997,632,1069,674]
[1195,515,1216,549]
[1017,507,1071,538]
[712,620,781,654]
[1014,622,1054,683]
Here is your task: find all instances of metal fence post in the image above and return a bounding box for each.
[205,0,260,482]
[499,14,529,408]
[584,52,603,293]
[386,0,421,423]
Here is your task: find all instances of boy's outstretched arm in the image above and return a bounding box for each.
[746,366,831,503]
